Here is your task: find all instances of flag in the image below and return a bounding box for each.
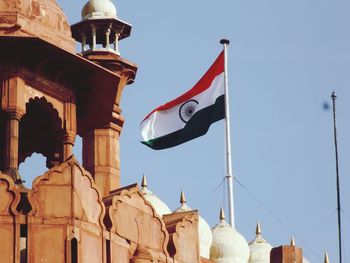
[140,51,225,150]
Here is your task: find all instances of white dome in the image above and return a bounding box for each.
[140,176,171,217]
[82,0,117,19]
[210,213,250,263]
[142,189,171,217]
[248,222,272,263]
[173,191,213,259]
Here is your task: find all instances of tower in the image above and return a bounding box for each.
[0,0,137,261]
[71,0,137,197]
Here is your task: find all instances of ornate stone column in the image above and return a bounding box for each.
[3,109,24,181]
[63,131,76,161]
[82,123,121,197]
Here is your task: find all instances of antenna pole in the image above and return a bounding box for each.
[331,91,342,263]
[220,39,235,228]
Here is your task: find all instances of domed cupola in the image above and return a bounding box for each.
[140,175,171,217]
[248,221,272,263]
[173,190,213,259]
[71,0,132,56]
[82,0,117,20]
[210,207,250,263]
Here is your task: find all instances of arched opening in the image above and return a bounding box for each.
[18,153,47,189]
[18,97,64,171]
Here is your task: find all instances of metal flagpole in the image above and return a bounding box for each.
[220,39,235,228]
[331,91,342,263]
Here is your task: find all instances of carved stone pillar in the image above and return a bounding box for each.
[3,110,24,181]
[82,126,120,197]
[63,131,76,161]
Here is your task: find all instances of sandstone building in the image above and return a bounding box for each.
[0,0,308,262]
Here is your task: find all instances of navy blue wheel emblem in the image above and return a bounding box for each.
[179,99,199,123]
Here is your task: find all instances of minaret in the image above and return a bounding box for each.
[71,0,137,196]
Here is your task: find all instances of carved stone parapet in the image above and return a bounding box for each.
[163,211,200,263]
[104,185,170,262]
[131,245,155,263]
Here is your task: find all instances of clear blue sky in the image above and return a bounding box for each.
[20,1,350,262]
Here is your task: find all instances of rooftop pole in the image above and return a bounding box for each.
[220,39,235,228]
[331,91,342,263]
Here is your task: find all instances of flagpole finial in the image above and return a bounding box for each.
[290,236,296,246]
[141,174,148,188]
[220,206,226,221]
[256,220,262,236]
[180,190,186,205]
[331,91,337,99]
[220,39,230,45]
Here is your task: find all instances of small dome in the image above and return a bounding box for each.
[173,191,213,259]
[210,208,250,263]
[248,222,272,263]
[82,0,117,20]
[140,176,171,217]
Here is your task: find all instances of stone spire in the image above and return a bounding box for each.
[290,236,295,246]
[180,190,187,205]
[220,206,225,222]
[256,221,262,236]
[141,174,148,189]
[324,251,329,263]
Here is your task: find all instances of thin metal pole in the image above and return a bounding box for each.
[220,39,235,228]
[331,91,342,263]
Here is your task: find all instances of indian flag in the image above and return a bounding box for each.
[140,51,225,150]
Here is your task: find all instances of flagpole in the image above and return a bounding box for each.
[220,39,235,228]
[331,91,342,263]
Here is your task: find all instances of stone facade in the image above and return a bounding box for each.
[0,1,305,262]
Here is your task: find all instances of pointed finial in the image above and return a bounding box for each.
[324,251,329,263]
[290,236,295,246]
[180,190,186,205]
[256,221,262,236]
[220,206,226,221]
[141,174,148,188]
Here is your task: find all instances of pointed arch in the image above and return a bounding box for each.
[19,96,64,168]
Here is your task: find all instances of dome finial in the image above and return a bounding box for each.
[256,221,262,236]
[324,251,329,263]
[220,206,226,221]
[290,236,295,246]
[180,190,186,205]
[141,174,148,188]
